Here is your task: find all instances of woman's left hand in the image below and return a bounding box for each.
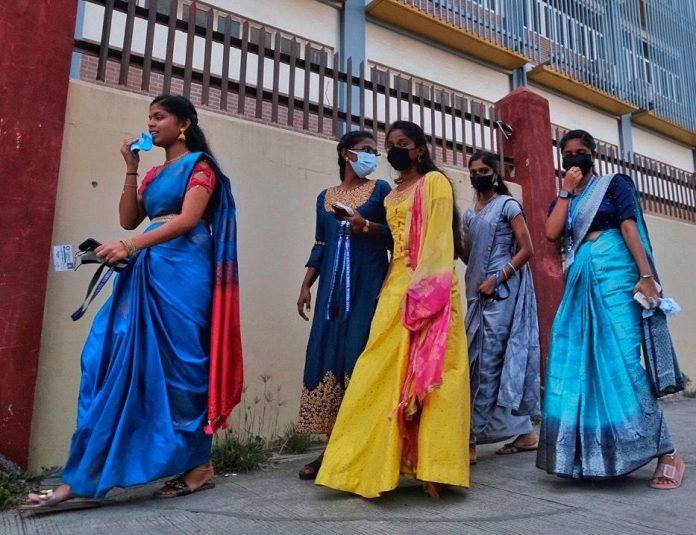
[478,277,497,297]
[95,241,129,266]
[634,277,661,307]
[340,212,367,234]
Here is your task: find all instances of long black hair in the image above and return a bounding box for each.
[468,150,511,197]
[386,120,465,260]
[336,130,375,181]
[151,95,215,159]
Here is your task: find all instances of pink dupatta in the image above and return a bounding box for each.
[396,173,455,471]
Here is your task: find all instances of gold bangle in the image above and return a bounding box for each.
[120,239,138,258]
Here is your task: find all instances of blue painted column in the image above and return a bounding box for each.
[340,0,367,134]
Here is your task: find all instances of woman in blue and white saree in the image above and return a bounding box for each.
[538,129,685,490]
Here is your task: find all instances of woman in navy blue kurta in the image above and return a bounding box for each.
[296,131,391,479]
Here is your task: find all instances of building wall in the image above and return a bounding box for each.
[28,80,481,470]
[366,21,511,103]
[632,126,694,171]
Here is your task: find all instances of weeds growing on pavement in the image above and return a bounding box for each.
[0,466,60,510]
[212,375,316,474]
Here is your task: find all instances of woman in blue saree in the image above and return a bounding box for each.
[462,151,540,464]
[24,95,243,511]
[296,130,391,480]
[538,129,685,489]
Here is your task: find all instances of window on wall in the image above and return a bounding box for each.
[183,3,210,28]
[216,16,241,37]
[143,0,172,16]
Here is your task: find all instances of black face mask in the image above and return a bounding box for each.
[562,153,594,175]
[471,173,495,193]
[387,146,415,171]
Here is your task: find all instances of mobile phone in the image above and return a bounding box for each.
[332,202,354,216]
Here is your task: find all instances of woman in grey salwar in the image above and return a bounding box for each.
[462,151,540,464]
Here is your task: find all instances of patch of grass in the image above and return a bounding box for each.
[0,470,29,510]
[212,433,270,473]
[275,424,312,455]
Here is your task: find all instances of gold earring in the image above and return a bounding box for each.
[177,128,186,142]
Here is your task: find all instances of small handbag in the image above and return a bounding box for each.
[71,238,130,321]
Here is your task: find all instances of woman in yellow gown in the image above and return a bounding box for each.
[315,121,470,498]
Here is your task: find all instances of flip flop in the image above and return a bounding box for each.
[152,476,216,499]
[496,442,538,455]
[649,455,685,490]
[18,491,101,516]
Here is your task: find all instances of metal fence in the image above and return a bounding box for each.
[75,0,508,170]
[552,127,696,222]
[406,0,696,133]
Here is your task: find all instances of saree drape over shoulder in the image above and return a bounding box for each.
[61,153,243,498]
[537,173,676,479]
[463,196,540,445]
[298,180,391,434]
[315,172,470,498]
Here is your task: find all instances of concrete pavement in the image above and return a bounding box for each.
[2,397,694,535]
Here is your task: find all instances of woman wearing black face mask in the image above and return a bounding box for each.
[315,121,470,498]
[462,151,540,464]
[539,129,685,490]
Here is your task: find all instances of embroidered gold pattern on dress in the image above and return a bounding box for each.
[384,181,418,206]
[324,181,377,213]
[297,371,351,435]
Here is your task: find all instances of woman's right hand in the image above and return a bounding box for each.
[562,166,583,193]
[120,137,141,172]
[297,285,312,321]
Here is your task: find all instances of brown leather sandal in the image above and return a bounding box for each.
[298,453,324,480]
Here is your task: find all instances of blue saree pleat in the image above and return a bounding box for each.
[537,229,673,478]
[62,153,217,498]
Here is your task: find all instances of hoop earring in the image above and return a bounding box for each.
[177,128,186,142]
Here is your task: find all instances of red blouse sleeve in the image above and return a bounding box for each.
[186,161,217,195]
[137,166,161,196]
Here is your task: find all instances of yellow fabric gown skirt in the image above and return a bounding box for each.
[315,178,470,498]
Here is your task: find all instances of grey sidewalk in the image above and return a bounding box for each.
[2,397,694,535]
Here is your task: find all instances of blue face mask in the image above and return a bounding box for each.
[130,132,153,154]
[348,150,378,178]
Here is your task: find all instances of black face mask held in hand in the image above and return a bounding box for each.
[387,146,415,171]
[562,153,594,175]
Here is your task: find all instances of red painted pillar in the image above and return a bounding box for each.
[0,1,78,467]
[495,88,563,376]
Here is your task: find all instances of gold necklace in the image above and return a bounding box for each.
[163,151,190,167]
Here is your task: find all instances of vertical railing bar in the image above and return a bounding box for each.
[97,0,115,82]
[201,8,214,106]
[407,77,414,123]
[345,57,353,132]
[271,33,281,123]
[303,42,312,130]
[371,65,378,133]
[460,97,468,165]
[141,0,157,91]
[440,89,447,163]
[183,1,196,98]
[318,49,327,134]
[238,21,249,115]
[287,39,297,126]
[396,76,402,122]
[430,86,436,157]
[162,0,177,95]
[118,0,137,86]
[384,68,391,131]
[451,93,458,166]
[255,26,266,119]
[220,15,231,110]
[331,52,339,137]
[359,60,366,131]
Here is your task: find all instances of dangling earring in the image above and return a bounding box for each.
[177,128,186,142]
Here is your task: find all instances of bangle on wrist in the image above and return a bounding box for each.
[125,171,139,176]
[640,274,654,279]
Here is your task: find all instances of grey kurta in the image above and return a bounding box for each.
[463,195,540,444]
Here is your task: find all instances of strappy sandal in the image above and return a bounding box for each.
[496,441,538,455]
[18,489,101,516]
[153,466,215,498]
[298,453,324,480]
[650,454,685,490]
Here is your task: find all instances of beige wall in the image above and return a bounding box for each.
[29,80,694,471]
